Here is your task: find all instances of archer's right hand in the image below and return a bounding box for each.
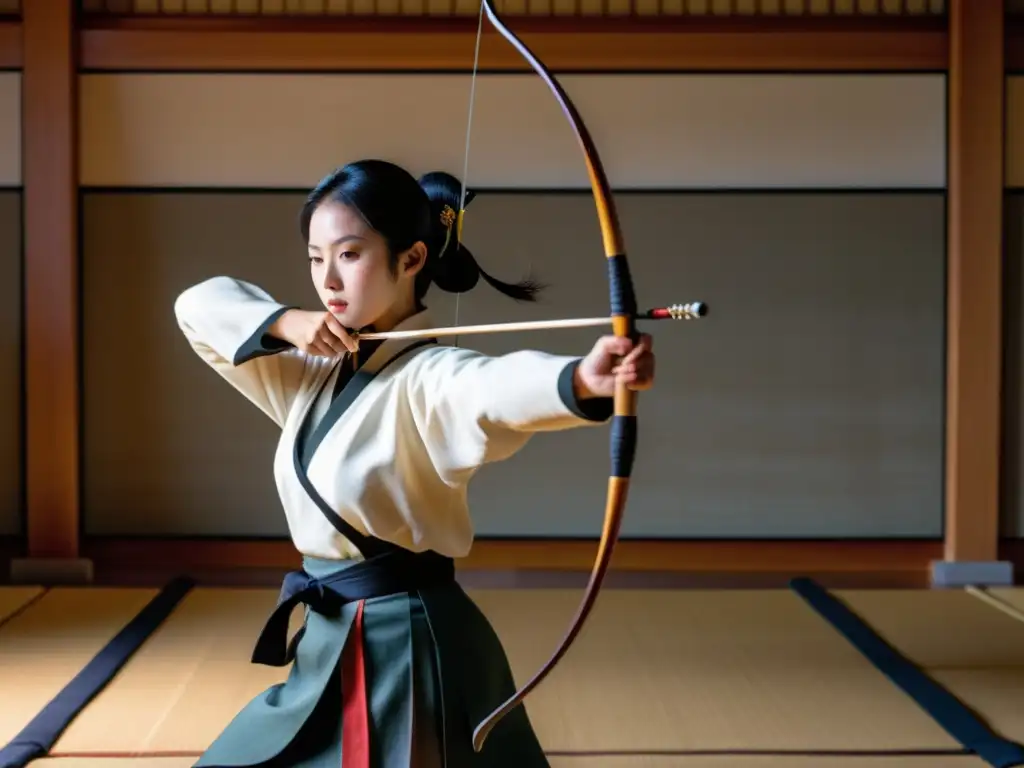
[269,309,359,358]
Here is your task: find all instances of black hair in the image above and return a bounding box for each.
[299,159,543,303]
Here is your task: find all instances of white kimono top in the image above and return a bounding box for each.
[174,276,613,561]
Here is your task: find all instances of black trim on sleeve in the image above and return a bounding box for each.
[232,306,296,365]
[558,359,613,422]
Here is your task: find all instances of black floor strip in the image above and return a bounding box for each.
[0,576,195,768]
[790,576,1024,768]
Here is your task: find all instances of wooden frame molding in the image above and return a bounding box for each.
[80,536,942,576]
[943,0,1004,565]
[78,16,947,72]
[0,536,1018,586]
[21,0,81,564]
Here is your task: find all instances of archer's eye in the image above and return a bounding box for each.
[340,251,360,261]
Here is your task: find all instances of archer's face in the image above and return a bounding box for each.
[306,201,422,331]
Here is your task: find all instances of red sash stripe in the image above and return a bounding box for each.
[341,600,370,767]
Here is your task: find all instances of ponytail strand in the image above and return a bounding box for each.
[418,171,546,303]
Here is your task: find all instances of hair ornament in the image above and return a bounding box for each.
[438,204,465,259]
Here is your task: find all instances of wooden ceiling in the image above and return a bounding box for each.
[0,3,1021,80]
[7,0,959,21]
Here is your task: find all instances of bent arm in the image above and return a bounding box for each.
[174,276,311,427]
[412,347,613,473]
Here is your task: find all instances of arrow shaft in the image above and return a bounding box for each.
[354,302,706,341]
[357,315,611,341]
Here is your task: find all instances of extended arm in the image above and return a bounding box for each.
[410,347,613,475]
[174,276,312,427]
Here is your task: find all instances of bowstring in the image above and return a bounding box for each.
[453,0,485,349]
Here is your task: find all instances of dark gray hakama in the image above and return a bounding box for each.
[193,549,550,768]
[195,323,611,767]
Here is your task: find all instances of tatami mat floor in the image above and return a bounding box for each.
[1,583,1022,767]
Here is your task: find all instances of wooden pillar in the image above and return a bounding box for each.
[933,0,1011,587]
[11,0,91,583]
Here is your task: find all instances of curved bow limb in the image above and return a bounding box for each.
[470,0,640,753]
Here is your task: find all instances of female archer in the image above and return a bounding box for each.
[174,158,656,767]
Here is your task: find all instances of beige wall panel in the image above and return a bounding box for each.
[82,191,945,538]
[0,73,19,187]
[79,74,946,190]
[0,192,20,536]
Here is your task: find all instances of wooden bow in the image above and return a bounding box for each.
[469,0,640,752]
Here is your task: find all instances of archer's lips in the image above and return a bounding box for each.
[327,300,348,312]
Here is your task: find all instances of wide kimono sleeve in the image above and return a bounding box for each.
[409,346,614,477]
[174,275,312,427]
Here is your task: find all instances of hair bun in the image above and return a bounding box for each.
[432,243,480,293]
[418,171,473,236]
[418,170,543,302]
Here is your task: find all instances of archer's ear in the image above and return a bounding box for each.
[401,242,428,277]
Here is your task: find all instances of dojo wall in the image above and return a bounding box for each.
[79,72,952,539]
[0,71,19,537]
[1000,77,1024,539]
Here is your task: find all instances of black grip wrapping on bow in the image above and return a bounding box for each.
[608,253,639,480]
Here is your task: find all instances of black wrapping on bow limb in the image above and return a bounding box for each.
[607,254,639,326]
[250,550,456,667]
[610,415,638,479]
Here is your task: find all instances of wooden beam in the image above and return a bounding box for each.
[78,16,946,72]
[0,20,21,68]
[938,0,1007,585]
[82,536,940,575]
[15,0,89,583]
[1,535,1016,587]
